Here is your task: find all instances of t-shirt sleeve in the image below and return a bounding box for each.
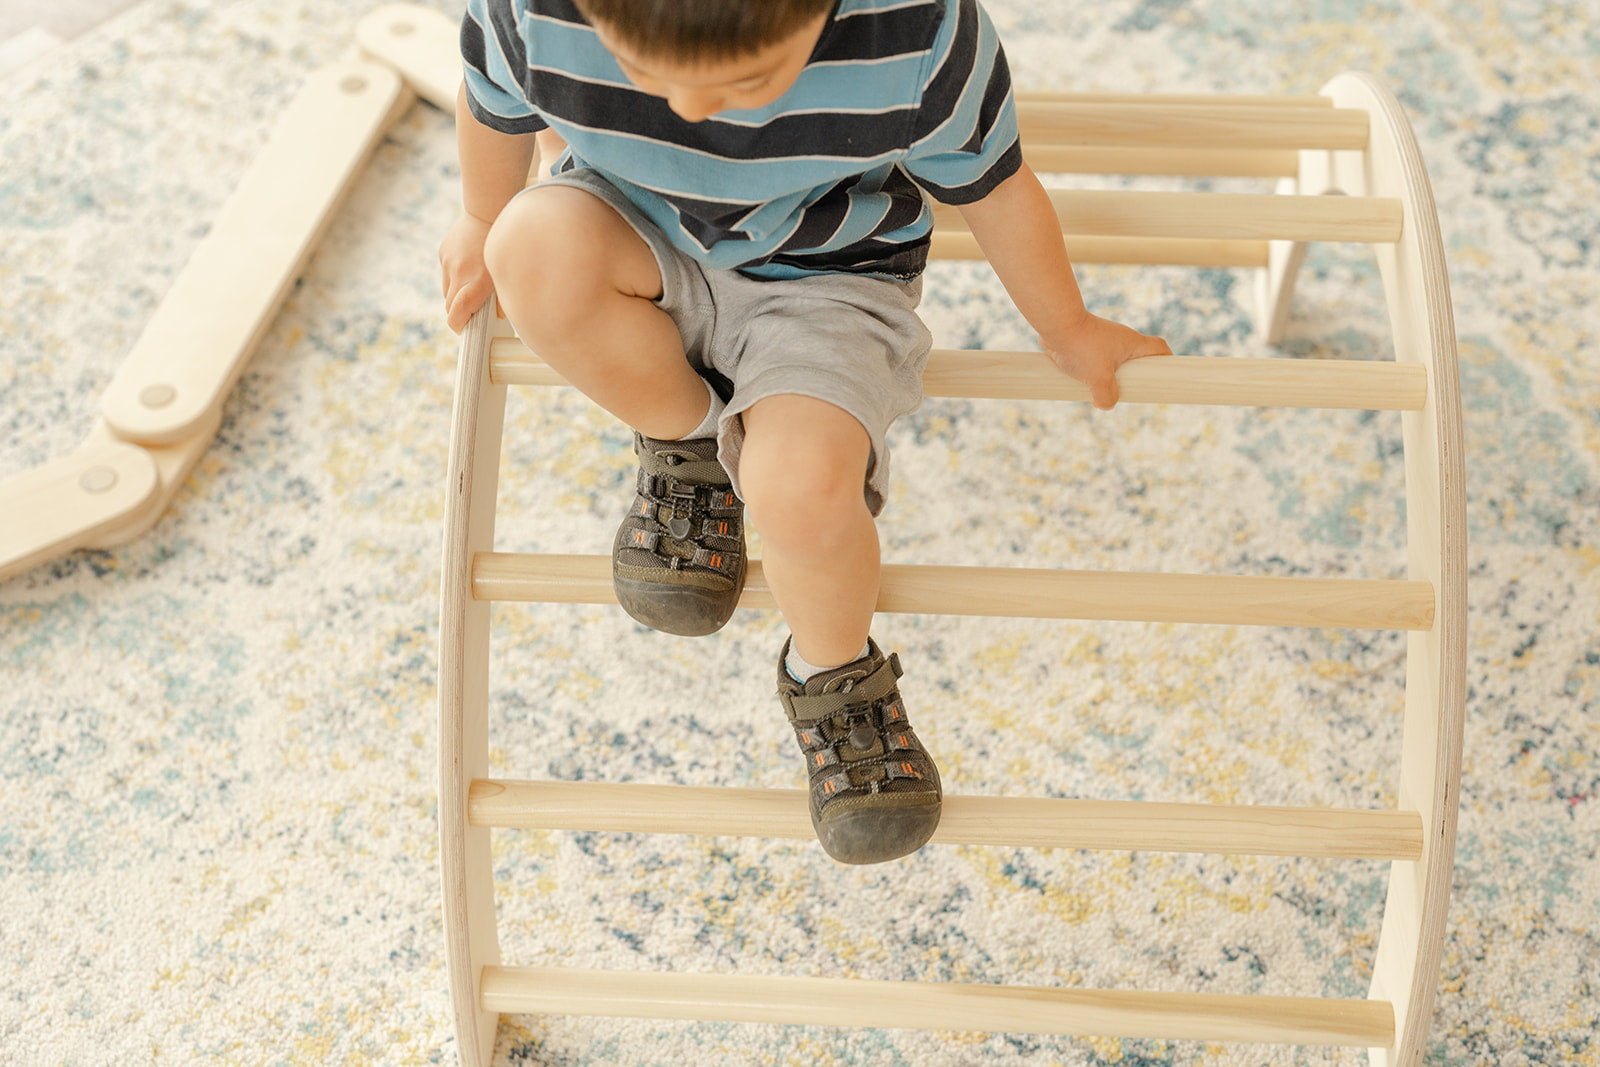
[902,0,1022,204]
[460,0,549,134]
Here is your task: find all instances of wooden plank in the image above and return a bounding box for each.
[0,428,159,581]
[473,554,1436,631]
[480,966,1395,1048]
[98,60,410,445]
[471,780,1424,861]
[357,2,460,111]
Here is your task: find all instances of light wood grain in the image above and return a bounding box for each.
[437,303,510,1067]
[356,2,459,111]
[480,966,1395,1048]
[0,426,158,580]
[1322,74,1468,1067]
[473,553,1435,631]
[489,341,1428,410]
[470,780,1424,861]
[933,231,1271,265]
[932,189,1402,244]
[1023,144,1300,177]
[1015,90,1334,108]
[1015,101,1367,150]
[98,60,409,445]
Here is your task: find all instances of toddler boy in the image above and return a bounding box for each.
[439,0,1170,864]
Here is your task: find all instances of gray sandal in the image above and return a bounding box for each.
[777,638,942,864]
[612,432,746,636]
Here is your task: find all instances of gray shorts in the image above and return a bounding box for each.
[533,169,932,516]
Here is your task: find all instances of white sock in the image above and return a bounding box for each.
[785,639,872,683]
[672,378,725,441]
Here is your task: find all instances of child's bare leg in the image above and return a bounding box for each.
[483,185,707,439]
[741,394,940,865]
[738,395,878,666]
[487,185,745,636]
[533,129,567,181]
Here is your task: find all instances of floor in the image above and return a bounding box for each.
[0,0,143,79]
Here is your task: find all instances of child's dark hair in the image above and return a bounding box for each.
[571,0,837,62]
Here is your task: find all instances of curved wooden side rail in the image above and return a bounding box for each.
[1322,72,1467,1067]
[437,301,511,1067]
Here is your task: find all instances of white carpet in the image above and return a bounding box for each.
[3,1,1598,1063]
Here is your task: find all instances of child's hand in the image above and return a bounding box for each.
[439,212,496,333]
[1043,311,1172,410]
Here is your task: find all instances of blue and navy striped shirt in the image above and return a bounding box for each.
[461,0,1022,279]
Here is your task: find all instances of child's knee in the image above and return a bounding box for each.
[740,403,872,543]
[483,191,612,331]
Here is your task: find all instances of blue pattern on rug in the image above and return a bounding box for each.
[3,0,1599,1064]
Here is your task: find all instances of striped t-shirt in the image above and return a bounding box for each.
[461,0,1022,280]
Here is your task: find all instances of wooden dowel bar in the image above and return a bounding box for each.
[1016,101,1367,151]
[479,966,1395,1048]
[490,342,1427,411]
[473,554,1435,631]
[933,189,1403,244]
[1017,90,1334,109]
[1023,144,1301,178]
[931,232,1270,266]
[470,780,1424,861]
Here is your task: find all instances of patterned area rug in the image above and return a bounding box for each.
[3,1,1597,1064]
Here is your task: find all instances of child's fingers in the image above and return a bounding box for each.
[1090,363,1120,410]
[444,274,496,333]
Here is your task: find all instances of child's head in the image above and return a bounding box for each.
[572,0,836,62]
[573,0,835,121]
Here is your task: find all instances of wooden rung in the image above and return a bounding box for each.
[471,780,1424,861]
[1017,90,1334,109]
[474,554,1435,631]
[489,343,1427,411]
[933,189,1403,244]
[479,966,1395,1048]
[1024,144,1300,178]
[1015,101,1367,151]
[931,232,1269,266]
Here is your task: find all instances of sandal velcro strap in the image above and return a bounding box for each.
[706,490,741,516]
[779,652,904,722]
[625,528,661,552]
[808,747,842,771]
[690,546,741,576]
[700,516,740,541]
[885,729,919,753]
[883,760,927,782]
[642,456,730,488]
[814,771,854,800]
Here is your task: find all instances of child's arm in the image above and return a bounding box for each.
[958,162,1171,409]
[440,83,540,332]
